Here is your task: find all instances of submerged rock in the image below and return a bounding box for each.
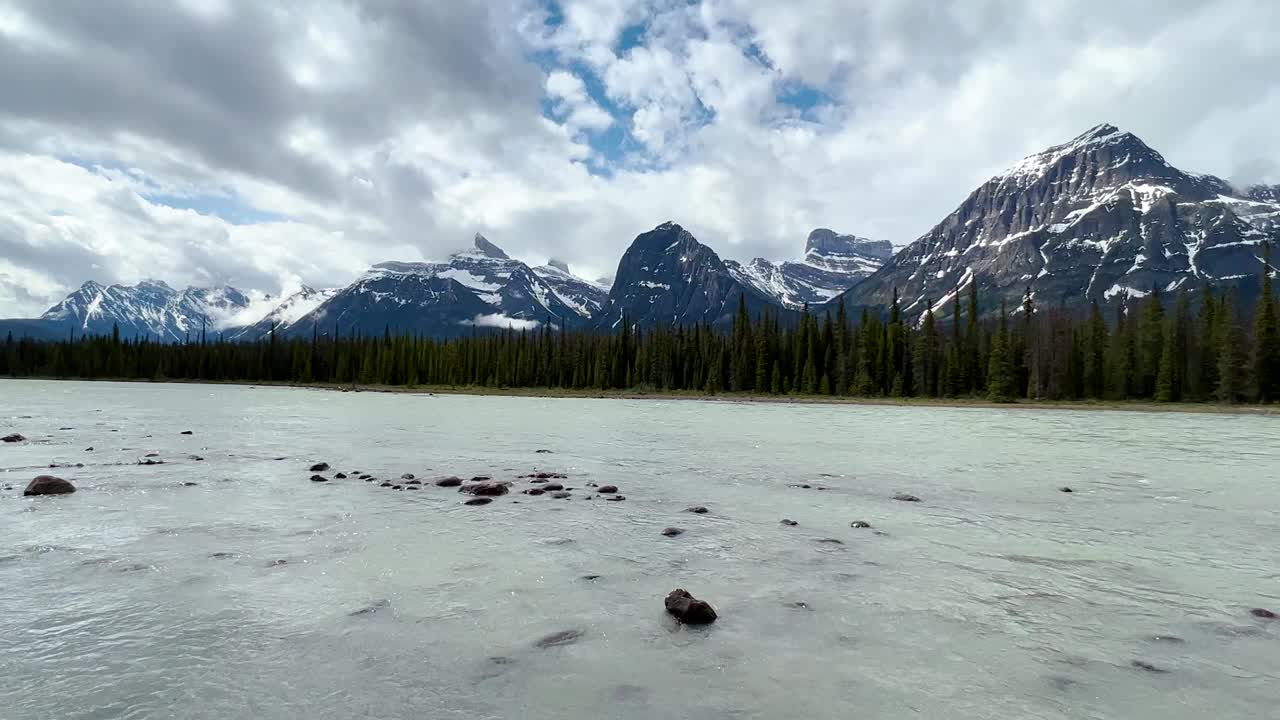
[180,430,193,435]
[661,527,685,537]
[686,506,709,514]
[310,474,328,482]
[604,495,626,502]
[359,474,372,480]
[580,574,602,581]
[23,475,76,496]
[535,449,553,454]
[534,629,585,648]
[597,485,618,494]
[664,589,717,625]
[138,458,165,466]
[348,599,391,617]
[2,433,26,443]
[1130,660,1169,674]
[780,519,798,527]
[401,473,415,480]
[524,488,545,496]
[309,462,330,472]
[816,538,844,545]
[542,483,564,492]
[464,497,494,506]
[1250,608,1277,620]
[181,481,199,487]
[850,521,873,529]
[892,493,922,503]
[550,491,572,499]
[460,481,510,497]
[1059,487,1074,493]
[335,472,348,479]
[435,476,463,487]
[380,482,394,488]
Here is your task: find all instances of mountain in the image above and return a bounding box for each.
[726,229,891,309]
[530,259,609,318]
[837,123,1279,317]
[3,279,251,341]
[598,222,785,329]
[229,286,341,340]
[285,234,599,337]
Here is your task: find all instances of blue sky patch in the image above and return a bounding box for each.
[143,192,287,225]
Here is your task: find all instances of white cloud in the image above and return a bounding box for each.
[1,0,1278,319]
[463,313,542,330]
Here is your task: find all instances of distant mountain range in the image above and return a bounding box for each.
[2,123,1274,341]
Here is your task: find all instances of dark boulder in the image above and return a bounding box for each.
[551,491,572,499]
[1059,487,1074,493]
[334,472,347,479]
[1250,608,1277,619]
[137,458,164,466]
[850,521,872,529]
[471,475,492,482]
[524,488,545,496]
[460,481,510,497]
[664,589,717,625]
[605,495,626,502]
[464,497,493,506]
[2,433,26,443]
[435,476,464,487]
[180,430,193,435]
[380,482,393,487]
[892,493,921,502]
[686,506,709,514]
[780,519,798,527]
[405,485,420,490]
[543,483,564,492]
[181,481,199,487]
[535,449,553,454]
[188,455,204,461]
[393,485,403,490]
[84,446,94,451]
[310,475,328,482]
[309,462,330,472]
[597,485,618,494]
[401,473,415,480]
[144,452,160,457]
[23,475,76,496]
[405,479,422,485]
[661,527,685,537]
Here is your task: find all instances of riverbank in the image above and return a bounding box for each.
[5,376,1277,415]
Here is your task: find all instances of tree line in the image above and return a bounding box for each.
[3,246,1277,404]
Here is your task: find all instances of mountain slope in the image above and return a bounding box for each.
[598,222,785,329]
[229,286,342,340]
[838,124,1279,316]
[727,229,891,309]
[21,280,251,341]
[531,259,609,318]
[288,234,596,337]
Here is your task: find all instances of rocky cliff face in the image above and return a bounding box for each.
[837,124,1278,316]
[33,280,250,340]
[727,229,891,309]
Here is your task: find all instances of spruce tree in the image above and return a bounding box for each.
[986,301,1015,402]
[1254,242,1279,403]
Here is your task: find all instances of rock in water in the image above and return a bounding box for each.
[1059,487,1074,493]
[465,497,493,506]
[686,506,709,514]
[401,473,415,480]
[664,589,717,625]
[780,519,798,527]
[850,521,872,529]
[310,475,329,482]
[435,476,464,487]
[535,449,553,454]
[309,462,330,472]
[179,430,193,435]
[534,629,584,648]
[1250,608,1277,620]
[597,485,618,494]
[892,493,921,503]
[23,475,77,496]
[335,472,347,479]
[460,481,510,497]
[542,483,564,492]
[661,527,685,537]
[2,433,25,443]
[550,491,572,499]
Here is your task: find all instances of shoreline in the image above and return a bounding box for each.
[4,376,1278,416]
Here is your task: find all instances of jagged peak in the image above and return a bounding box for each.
[547,258,571,273]
[136,278,174,292]
[473,233,509,259]
[999,123,1166,187]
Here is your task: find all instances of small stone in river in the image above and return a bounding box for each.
[471,475,492,482]
[393,485,404,490]
[210,551,238,559]
[785,601,812,610]
[268,559,288,567]
[435,476,463,487]
[535,449,553,454]
[534,629,584,648]
[850,521,872,529]
[892,493,921,503]
[580,574,602,581]
[310,475,328,482]
[348,599,391,616]
[309,462,330,472]
[144,452,160,457]
[524,488,545,496]
[23,475,76,496]
[85,446,94,452]
[188,455,204,461]
[335,472,347,479]
[359,474,372,480]
[597,485,618,494]
[180,430,193,435]
[138,458,164,465]
[181,481,199,487]
[551,491,572,499]
[686,506,709,514]
[465,497,493,506]
[401,473,415,480]
[461,481,510,496]
[379,482,393,488]
[2,433,26,443]
[1250,608,1277,620]
[1059,487,1074,493]
[543,483,564,491]
[405,479,421,485]
[816,538,844,545]
[664,589,717,625]
[1130,660,1169,674]
[661,527,685,537]
[780,519,798,527]
[605,495,625,502]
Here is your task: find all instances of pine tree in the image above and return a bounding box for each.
[987,301,1015,402]
[1254,242,1279,403]
[1216,290,1248,403]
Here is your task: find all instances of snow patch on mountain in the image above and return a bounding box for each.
[726,229,890,309]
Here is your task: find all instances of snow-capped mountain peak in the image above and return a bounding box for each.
[726,228,891,310]
[38,279,251,340]
[472,233,510,259]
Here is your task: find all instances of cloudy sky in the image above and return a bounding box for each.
[2,0,1278,316]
